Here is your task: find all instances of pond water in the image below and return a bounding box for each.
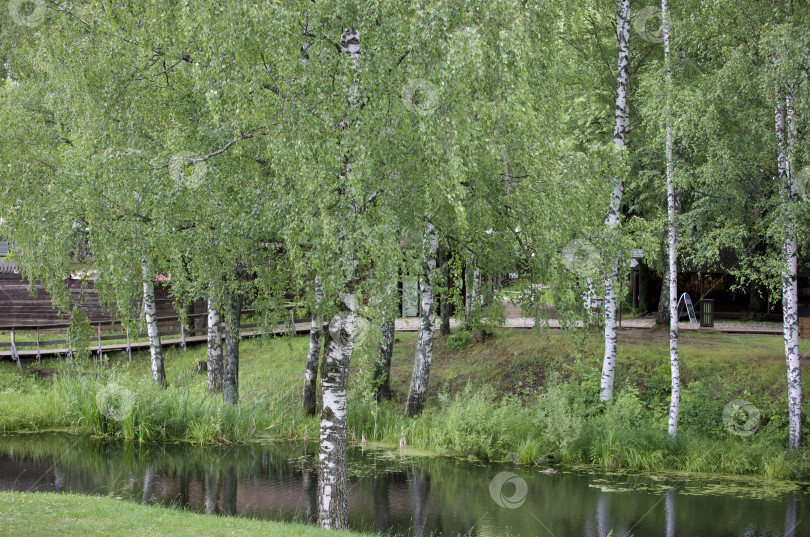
[0,433,806,536]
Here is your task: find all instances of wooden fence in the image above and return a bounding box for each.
[0,307,309,371]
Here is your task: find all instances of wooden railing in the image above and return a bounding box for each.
[0,306,309,371]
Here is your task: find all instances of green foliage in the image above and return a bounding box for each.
[446,330,473,350]
[515,436,543,465]
[534,385,586,463]
[432,384,530,461]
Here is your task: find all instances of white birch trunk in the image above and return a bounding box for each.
[318,296,357,529]
[406,224,438,417]
[663,0,680,438]
[318,27,360,530]
[600,0,631,402]
[304,277,324,415]
[141,259,165,387]
[777,81,802,450]
[207,299,223,394]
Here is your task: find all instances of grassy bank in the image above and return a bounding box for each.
[0,491,362,537]
[2,326,810,479]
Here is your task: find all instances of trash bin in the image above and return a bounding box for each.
[700,299,715,327]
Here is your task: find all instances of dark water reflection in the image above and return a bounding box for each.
[0,434,806,536]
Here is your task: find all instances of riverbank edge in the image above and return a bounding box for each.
[0,490,365,537]
[5,429,810,495]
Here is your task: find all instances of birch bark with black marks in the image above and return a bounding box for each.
[373,280,396,402]
[600,0,631,401]
[317,296,357,529]
[304,277,324,415]
[663,0,680,438]
[776,78,801,450]
[207,299,223,393]
[223,293,242,405]
[406,224,438,417]
[317,28,361,529]
[141,259,165,386]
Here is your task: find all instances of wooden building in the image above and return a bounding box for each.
[0,241,193,328]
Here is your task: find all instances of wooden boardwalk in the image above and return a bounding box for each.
[394,317,783,334]
[0,316,782,362]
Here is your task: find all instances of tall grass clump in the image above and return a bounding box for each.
[431,383,530,461]
[532,384,587,464]
[0,363,272,444]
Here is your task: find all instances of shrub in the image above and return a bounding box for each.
[679,376,732,437]
[533,384,585,462]
[446,330,472,351]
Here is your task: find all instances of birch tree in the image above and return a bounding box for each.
[600,0,631,402]
[662,0,680,438]
[207,300,223,393]
[317,295,357,528]
[774,27,801,450]
[406,224,438,416]
[317,27,362,530]
[141,259,166,387]
[641,0,808,445]
[783,81,801,450]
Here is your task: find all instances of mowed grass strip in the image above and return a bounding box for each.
[0,491,364,537]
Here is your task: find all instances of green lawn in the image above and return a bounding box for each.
[0,491,363,537]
